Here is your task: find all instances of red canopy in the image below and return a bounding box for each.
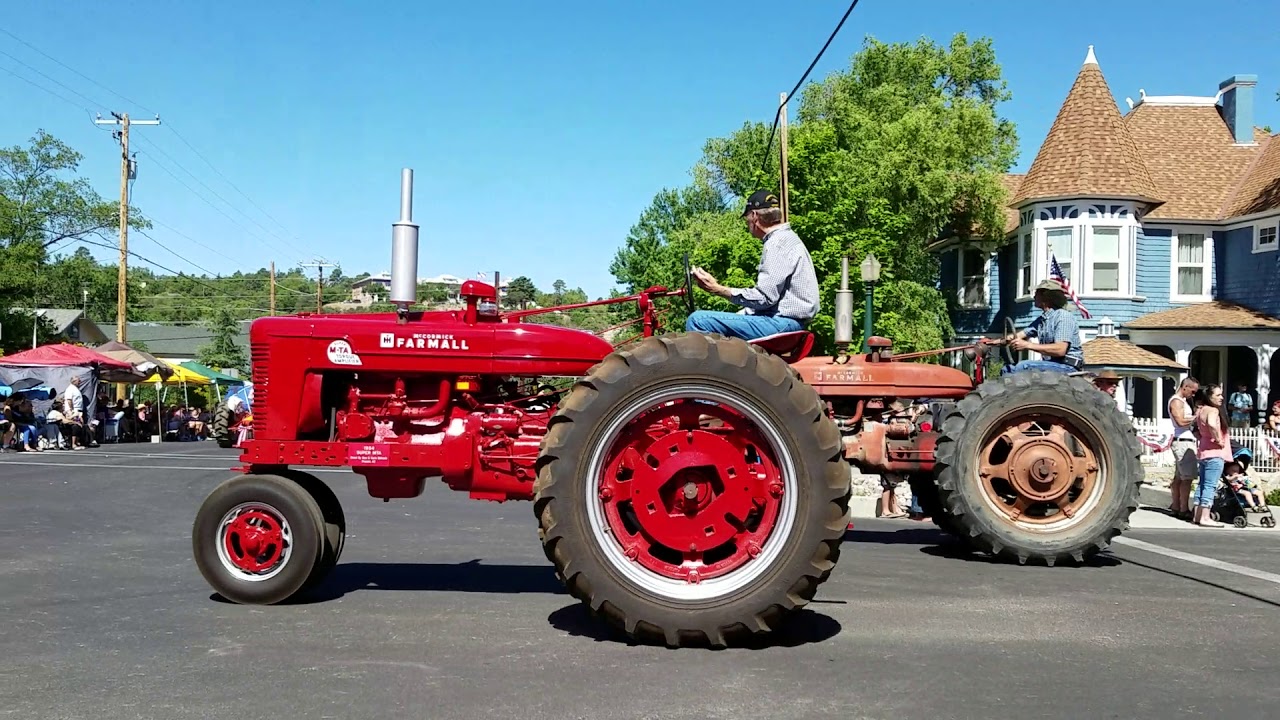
[0,343,136,371]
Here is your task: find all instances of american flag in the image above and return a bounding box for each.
[1049,254,1090,318]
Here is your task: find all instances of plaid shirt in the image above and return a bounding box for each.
[728,223,820,321]
[1023,308,1083,364]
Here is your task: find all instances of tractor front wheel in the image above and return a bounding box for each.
[933,370,1142,565]
[192,473,327,604]
[534,333,851,648]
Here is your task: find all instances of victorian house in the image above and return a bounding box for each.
[934,46,1280,425]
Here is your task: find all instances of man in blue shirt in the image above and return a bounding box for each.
[988,279,1084,375]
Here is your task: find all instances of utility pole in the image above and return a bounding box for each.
[779,92,790,222]
[300,260,335,313]
[269,261,276,315]
[94,112,160,345]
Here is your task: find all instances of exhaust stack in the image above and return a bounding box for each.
[834,256,854,346]
[390,168,419,310]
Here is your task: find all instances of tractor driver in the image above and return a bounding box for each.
[985,279,1084,375]
[685,190,820,342]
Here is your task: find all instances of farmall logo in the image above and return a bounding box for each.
[379,332,470,350]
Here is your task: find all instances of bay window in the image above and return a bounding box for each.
[1018,233,1032,297]
[1088,227,1122,293]
[1046,227,1073,285]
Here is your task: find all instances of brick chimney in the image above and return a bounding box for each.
[1219,74,1258,145]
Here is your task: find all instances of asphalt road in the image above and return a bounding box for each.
[3,443,1280,720]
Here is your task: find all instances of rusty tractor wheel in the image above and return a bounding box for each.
[533,332,851,648]
[191,473,326,604]
[933,370,1142,566]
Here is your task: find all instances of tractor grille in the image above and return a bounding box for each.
[251,341,269,432]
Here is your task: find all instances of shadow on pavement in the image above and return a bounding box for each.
[843,525,1124,568]
[547,604,841,650]
[210,559,567,605]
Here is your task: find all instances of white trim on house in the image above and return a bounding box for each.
[1015,202,1142,301]
[956,247,991,309]
[1253,220,1278,254]
[1015,230,1033,300]
[1162,225,1215,303]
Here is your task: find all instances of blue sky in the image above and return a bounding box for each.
[3,1,1278,301]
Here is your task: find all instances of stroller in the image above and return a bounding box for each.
[1209,445,1276,529]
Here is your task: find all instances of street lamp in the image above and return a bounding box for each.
[860,253,881,351]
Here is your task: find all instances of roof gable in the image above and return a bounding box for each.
[1012,47,1161,208]
[1221,131,1280,218]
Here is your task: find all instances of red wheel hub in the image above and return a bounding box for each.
[222,508,287,574]
[598,398,783,583]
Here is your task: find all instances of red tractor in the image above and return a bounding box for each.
[192,170,1142,647]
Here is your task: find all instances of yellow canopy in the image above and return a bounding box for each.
[141,363,212,385]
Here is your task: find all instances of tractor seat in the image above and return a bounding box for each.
[748,330,815,363]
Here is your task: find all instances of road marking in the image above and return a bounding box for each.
[1113,536,1280,586]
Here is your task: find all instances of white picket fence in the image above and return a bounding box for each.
[1131,417,1280,474]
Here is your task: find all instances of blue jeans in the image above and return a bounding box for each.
[1194,457,1225,508]
[1002,360,1077,376]
[685,310,803,342]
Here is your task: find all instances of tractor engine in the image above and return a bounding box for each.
[318,374,558,503]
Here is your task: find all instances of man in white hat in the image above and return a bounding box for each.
[986,279,1084,375]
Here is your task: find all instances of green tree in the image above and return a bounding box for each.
[505,275,539,309]
[610,33,1018,354]
[552,279,567,304]
[196,306,248,374]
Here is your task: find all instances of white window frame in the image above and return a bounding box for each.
[1254,221,1278,254]
[1083,225,1129,296]
[1042,223,1077,291]
[956,247,991,309]
[1016,232,1033,300]
[1168,227,1214,303]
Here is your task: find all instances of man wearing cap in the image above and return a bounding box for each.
[987,279,1084,374]
[685,190,820,341]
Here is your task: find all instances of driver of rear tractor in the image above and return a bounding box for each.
[988,279,1084,374]
[685,190,820,341]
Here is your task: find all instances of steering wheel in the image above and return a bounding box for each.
[1001,316,1017,368]
[683,252,695,316]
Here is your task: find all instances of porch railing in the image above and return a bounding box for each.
[1131,417,1280,474]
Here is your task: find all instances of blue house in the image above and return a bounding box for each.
[934,46,1280,424]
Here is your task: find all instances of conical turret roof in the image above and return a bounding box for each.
[1012,46,1163,207]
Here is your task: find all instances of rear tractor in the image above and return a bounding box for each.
[192,169,1142,647]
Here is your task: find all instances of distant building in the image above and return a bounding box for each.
[17,309,109,345]
[346,271,511,307]
[118,321,250,365]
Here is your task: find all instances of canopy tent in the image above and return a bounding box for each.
[95,340,176,381]
[141,364,211,385]
[0,343,143,383]
[178,360,242,384]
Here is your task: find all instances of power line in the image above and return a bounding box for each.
[758,0,861,176]
[131,134,308,259]
[164,123,308,250]
[0,47,106,109]
[0,63,91,115]
[134,228,221,277]
[0,26,158,115]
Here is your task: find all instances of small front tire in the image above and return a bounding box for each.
[192,473,326,604]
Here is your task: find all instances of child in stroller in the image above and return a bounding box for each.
[1210,446,1276,528]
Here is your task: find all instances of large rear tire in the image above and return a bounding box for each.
[933,370,1141,565]
[534,332,851,648]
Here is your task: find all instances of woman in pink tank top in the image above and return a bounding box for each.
[1192,383,1232,527]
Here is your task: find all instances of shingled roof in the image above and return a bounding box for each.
[1125,104,1271,221]
[1222,130,1280,218]
[999,174,1024,234]
[1083,337,1188,372]
[1124,301,1280,331]
[1012,47,1162,208]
